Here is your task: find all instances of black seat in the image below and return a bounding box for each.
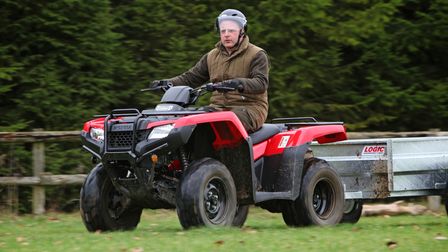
[249,124,281,145]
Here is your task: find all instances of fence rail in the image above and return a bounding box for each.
[1,130,447,214]
[0,174,87,186]
[0,131,80,143]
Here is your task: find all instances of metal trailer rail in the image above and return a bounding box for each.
[311,137,448,200]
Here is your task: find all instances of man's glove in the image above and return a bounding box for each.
[151,80,172,89]
[217,79,244,92]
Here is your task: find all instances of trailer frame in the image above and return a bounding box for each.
[312,136,448,200]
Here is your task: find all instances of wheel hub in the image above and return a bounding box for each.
[206,186,220,214]
[313,180,333,218]
[204,179,226,221]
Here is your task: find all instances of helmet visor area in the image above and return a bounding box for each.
[217,16,246,29]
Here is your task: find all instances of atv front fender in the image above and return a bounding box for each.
[134,125,196,160]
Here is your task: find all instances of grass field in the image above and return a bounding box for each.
[1,207,447,252]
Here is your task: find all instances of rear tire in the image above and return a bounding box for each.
[80,164,142,232]
[293,158,344,226]
[341,200,363,223]
[176,158,237,229]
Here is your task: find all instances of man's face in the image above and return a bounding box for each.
[219,20,241,50]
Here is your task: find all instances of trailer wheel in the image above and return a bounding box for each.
[295,158,344,226]
[445,198,447,216]
[80,164,142,232]
[282,203,295,226]
[445,183,448,216]
[282,202,303,227]
[232,205,249,227]
[341,200,363,223]
[176,158,237,229]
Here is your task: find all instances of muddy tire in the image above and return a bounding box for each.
[176,158,237,229]
[282,202,303,227]
[80,164,142,232]
[341,200,363,223]
[294,158,344,226]
[232,205,249,227]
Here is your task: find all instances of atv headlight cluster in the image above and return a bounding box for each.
[90,128,104,141]
[148,124,174,139]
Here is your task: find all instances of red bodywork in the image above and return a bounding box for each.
[82,117,106,133]
[172,111,347,160]
[252,125,346,160]
[173,111,248,150]
[82,111,347,161]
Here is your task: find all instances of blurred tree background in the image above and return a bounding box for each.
[0,0,447,212]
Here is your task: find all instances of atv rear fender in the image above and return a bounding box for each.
[252,124,347,203]
[263,124,347,156]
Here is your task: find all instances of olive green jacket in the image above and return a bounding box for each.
[167,36,269,131]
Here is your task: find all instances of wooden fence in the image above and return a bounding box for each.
[0,131,84,214]
[1,130,447,214]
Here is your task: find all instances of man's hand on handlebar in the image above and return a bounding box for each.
[151,80,173,88]
[142,80,173,92]
[205,79,244,92]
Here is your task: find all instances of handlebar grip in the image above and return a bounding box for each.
[205,82,237,92]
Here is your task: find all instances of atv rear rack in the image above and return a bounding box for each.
[272,117,344,128]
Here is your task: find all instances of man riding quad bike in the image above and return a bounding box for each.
[79,82,347,231]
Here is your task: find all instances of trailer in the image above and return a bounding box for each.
[312,136,448,222]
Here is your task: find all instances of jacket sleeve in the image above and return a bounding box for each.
[166,54,209,87]
[236,51,269,94]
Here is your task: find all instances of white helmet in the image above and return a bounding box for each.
[215,9,248,33]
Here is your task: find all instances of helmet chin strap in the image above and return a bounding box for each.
[229,30,245,51]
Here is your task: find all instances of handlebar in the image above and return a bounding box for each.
[142,81,237,93]
[141,81,173,92]
[204,82,236,92]
[141,81,238,106]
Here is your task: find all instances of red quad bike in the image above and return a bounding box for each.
[79,82,348,231]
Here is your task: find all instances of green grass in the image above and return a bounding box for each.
[0,208,447,252]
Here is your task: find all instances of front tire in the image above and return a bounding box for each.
[80,164,142,232]
[176,158,237,229]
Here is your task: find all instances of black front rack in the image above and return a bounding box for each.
[110,108,141,118]
[104,108,143,152]
[141,110,207,116]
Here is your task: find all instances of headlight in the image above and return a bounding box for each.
[90,128,104,141]
[148,124,174,139]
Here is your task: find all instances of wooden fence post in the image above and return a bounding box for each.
[32,138,45,215]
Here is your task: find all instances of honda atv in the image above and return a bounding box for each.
[79,82,347,231]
